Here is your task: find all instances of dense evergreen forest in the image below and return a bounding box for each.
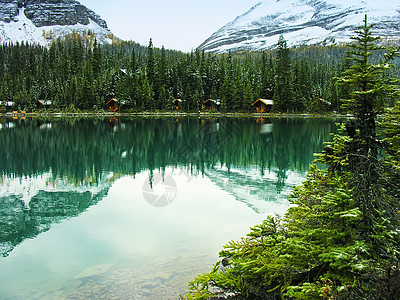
[1,32,399,113]
[1,15,400,300]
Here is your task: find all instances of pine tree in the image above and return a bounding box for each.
[334,15,400,230]
[92,39,102,77]
[243,81,254,111]
[381,102,400,203]
[130,47,137,74]
[140,75,154,110]
[273,35,295,112]
[232,75,244,110]
[183,16,400,300]
[260,51,274,99]
[159,45,167,87]
[157,45,168,109]
[220,52,234,111]
[146,38,155,86]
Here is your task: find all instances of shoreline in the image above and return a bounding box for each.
[1,111,349,119]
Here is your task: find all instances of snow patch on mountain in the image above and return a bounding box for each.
[0,171,113,209]
[199,0,400,53]
[0,4,114,46]
[0,8,41,45]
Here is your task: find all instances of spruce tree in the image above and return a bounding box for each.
[273,35,295,112]
[146,38,155,87]
[334,15,400,231]
[183,15,400,300]
[260,53,274,99]
[92,39,102,77]
[221,52,234,111]
[244,81,254,111]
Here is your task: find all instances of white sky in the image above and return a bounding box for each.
[79,0,259,52]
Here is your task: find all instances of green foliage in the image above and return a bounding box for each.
[183,16,400,300]
[3,32,398,113]
[273,35,296,112]
[336,17,399,116]
[381,102,400,171]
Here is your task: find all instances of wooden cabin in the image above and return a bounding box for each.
[36,100,52,111]
[252,99,273,113]
[172,99,185,111]
[311,98,331,112]
[202,99,221,111]
[106,98,119,112]
[107,117,119,131]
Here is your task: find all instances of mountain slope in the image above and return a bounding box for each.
[198,0,400,53]
[0,0,114,46]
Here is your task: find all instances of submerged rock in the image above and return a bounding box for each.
[74,263,112,280]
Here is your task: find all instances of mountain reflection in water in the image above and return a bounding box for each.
[0,117,335,298]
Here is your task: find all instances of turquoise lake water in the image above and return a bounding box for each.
[0,117,335,299]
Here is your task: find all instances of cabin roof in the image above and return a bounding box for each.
[318,98,331,105]
[38,100,52,106]
[203,99,221,106]
[106,98,118,105]
[252,98,273,106]
[0,101,15,107]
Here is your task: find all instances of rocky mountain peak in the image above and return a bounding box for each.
[0,0,108,28]
[198,0,400,53]
[0,0,113,45]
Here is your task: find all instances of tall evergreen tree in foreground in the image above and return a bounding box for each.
[332,14,400,253]
[183,15,400,300]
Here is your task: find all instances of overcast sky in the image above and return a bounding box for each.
[79,0,259,52]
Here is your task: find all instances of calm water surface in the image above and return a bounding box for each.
[0,117,335,299]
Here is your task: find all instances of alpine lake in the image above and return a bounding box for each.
[0,116,336,299]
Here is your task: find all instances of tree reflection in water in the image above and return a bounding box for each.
[0,117,335,257]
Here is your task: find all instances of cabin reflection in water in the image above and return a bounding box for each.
[0,117,335,260]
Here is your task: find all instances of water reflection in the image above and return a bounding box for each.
[0,117,333,179]
[0,117,335,298]
[0,117,334,255]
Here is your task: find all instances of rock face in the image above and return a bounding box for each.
[198,0,400,53]
[0,0,113,45]
[0,0,107,28]
[0,0,19,23]
[23,0,108,28]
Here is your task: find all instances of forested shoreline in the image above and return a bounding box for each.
[1,17,400,300]
[1,31,399,114]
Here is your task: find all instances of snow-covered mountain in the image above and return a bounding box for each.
[0,171,115,257]
[0,0,114,46]
[198,0,400,53]
[205,165,304,216]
